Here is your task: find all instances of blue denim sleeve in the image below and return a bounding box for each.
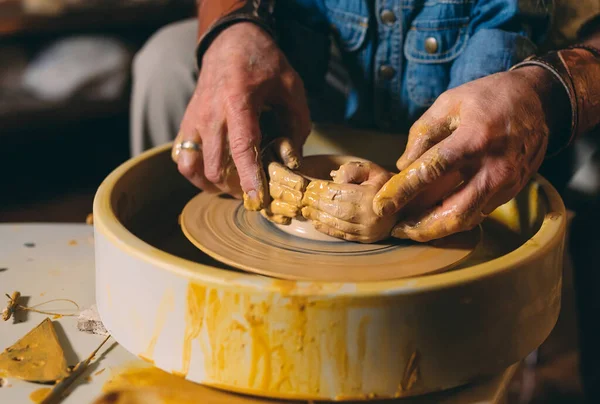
[447,0,552,90]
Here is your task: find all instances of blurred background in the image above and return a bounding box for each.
[0,0,195,221]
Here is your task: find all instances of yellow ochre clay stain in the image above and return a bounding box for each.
[395,350,420,397]
[94,364,306,404]
[177,284,207,377]
[0,318,69,382]
[29,387,52,403]
[139,289,174,364]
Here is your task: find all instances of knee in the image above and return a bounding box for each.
[132,20,195,84]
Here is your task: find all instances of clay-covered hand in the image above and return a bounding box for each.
[372,67,561,242]
[261,156,309,225]
[301,161,397,243]
[173,22,311,211]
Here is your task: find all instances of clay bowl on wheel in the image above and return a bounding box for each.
[93,127,565,401]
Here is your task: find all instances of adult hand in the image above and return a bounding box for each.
[173,22,311,210]
[302,161,397,243]
[373,67,557,242]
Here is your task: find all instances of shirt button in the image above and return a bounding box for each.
[380,9,396,24]
[379,65,395,80]
[425,37,438,54]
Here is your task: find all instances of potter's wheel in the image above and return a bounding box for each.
[180,190,481,282]
[93,133,566,401]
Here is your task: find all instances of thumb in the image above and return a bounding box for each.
[397,112,460,172]
[331,161,391,188]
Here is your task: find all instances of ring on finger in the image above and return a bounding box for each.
[172,139,202,162]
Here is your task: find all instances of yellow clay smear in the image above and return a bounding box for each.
[0,318,69,382]
[94,365,280,404]
[29,387,52,403]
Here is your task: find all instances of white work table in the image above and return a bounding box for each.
[0,223,517,403]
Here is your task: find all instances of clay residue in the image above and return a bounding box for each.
[178,284,207,377]
[95,364,295,404]
[139,289,174,364]
[29,387,52,403]
[0,318,69,382]
[396,350,420,396]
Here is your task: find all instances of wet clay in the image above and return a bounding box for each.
[0,318,69,382]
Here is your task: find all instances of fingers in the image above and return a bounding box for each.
[330,161,393,188]
[302,194,360,222]
[311,221,370,243]
[302,206,364,234]
[397,97,460,171]
[173,130,219,193]
[304,180,366,205]
[268,162,307,191]
[272,137,301,170]
[401,170,464,217]
[201,119,245,197]
[391,169,494,242]
[225,94,268,210]
[373,133,469,217]
[260,208,292,225]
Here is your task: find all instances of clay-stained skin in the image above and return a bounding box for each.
[0,318,69,382]
[243,146,269,211]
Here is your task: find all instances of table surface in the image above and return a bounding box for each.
[0,223,517,403]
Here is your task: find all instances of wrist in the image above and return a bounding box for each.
[511,65,572,155]
[195,0,276,71]
[201,22,275,66]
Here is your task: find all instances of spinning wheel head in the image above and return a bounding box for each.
[180,155,480,282]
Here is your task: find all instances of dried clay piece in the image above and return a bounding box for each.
[0,318,69,382]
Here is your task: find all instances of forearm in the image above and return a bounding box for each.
[510,21,600,157]
[195,0,276,69]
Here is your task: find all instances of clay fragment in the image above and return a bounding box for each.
[0,318,69,382]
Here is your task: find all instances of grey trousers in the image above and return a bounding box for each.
[130,19,198,157]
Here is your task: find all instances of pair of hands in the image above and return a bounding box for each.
[173,23,552,242]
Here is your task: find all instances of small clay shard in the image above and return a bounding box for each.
[86,214,94,225]
[0,318,69,382]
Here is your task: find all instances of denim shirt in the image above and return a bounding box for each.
[275,0,552,131]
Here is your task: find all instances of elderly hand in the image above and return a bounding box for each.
[301,161,397,243]
[372,67,559,242]
[173,22,311,211]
